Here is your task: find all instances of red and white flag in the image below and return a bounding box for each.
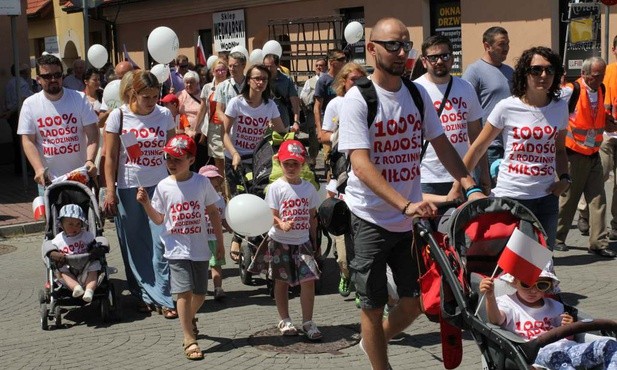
[196,36,207,66]
[498,228,552,286]
[120,132,142,161]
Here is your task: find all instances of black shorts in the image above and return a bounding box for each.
[349,213,420,309]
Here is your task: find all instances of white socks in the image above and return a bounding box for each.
[82,289,94,303]
[72,285,85,298]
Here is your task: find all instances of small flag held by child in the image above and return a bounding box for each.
[497,228,552,286]
[120,132,142,161]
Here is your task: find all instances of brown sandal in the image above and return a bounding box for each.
[183,340,204,361]
[162,307,178,319]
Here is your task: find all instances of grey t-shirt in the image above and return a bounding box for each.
[462,59,514,148]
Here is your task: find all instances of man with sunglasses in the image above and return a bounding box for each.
[415,35,487,201]
[556,56,616,258]
[314,49,346,142]
[17,54,99,189]
[462,27,514,190]
[338,17,484,370]
[169,54,190,94]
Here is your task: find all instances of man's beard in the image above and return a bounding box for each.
[376,54,405,77]
[45,84,62,95]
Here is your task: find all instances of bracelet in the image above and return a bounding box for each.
[401,201,412,215]
[465,185,483,198]
[85,159,95,164]
[558,173,572,184]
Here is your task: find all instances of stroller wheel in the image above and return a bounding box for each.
[53,305,62,328]
[239,243,253,286]
[100,297,110,323]
[40,303,49,331]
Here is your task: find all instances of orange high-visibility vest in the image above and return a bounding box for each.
[566,78,605,155]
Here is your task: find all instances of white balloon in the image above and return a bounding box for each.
[230,45,249,61]
[262,40,283,58]
[225,194,273,237]
[150,64,170,84]
[206,55,218,70]
[344,21,364,44]
[102,80,122,110]
[147,26,179,64]
[249,49,264,65]
[87,44,108,69]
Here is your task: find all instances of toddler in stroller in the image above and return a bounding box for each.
[39,180,115,329]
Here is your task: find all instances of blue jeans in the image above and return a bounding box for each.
[115,187,173,308]
[508,194,559,250]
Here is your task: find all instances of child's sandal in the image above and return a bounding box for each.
[301,320,323,341]
[278,318,298,336]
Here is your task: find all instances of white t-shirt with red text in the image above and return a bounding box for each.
[151,173,221,261]
[205,196,226,241]
[106,105,175,189]
[489,97,568,199]
[415,75,483,183]
[224,96,280,158]
[338,82,444,232]
[17,89,98,180]
[266,178,320,245]
[496,293,563,341]
[51,230,95,255]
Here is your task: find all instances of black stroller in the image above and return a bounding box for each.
[234,131,332,296]
[38,180,118,329]
[415,197,617,369]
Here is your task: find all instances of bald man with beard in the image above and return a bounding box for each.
[338,17,483,369]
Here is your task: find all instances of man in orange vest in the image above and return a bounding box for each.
[556,56,617,258]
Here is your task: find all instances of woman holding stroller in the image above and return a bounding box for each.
[463,46,571,250]
[102,70,178,317]
[222,64,288,261]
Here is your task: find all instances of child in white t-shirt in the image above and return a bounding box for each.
[45,204,100,302]
[198,165,232,301]
[249,140,322,341]
[137,134,224,361]
[480,263,617,369]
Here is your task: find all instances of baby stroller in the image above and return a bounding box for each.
[414,197,617,369]
[38,180,118,330]
[235,131,332,296]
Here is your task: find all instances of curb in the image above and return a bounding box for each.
[0,221,45,238]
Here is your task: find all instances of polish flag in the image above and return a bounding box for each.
[498,228,553,286]
[196,36,207,66]
[120,132,142,161]
[32,196,46,221]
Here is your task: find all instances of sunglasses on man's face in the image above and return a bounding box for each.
[519,280,552,292]
[39,72,63,81]
[371,40,413,53]
[527,65,555,77]
[424,53,452,64]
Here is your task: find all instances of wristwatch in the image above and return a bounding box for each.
[559,173,572,184]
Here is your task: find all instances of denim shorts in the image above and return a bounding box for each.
[168,259,209,295]
[349,214,419,309]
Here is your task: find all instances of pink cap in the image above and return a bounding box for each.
[198,165,222,178]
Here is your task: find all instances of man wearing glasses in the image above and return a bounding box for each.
[556,56,616,258]
[314,49,346,142]
[462,27,514,190]
[415,35,487,200]
[17,54,99,188]
[339,18,483,370]
[170,54,190,93]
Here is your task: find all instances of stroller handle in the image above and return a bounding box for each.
[521,319,617,361]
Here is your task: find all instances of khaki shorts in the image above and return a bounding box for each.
[207,123,224,159]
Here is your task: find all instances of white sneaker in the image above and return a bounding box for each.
[82,288,94,303]
[72,285,85,298]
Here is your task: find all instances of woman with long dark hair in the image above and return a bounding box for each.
[103,70,177,316]
[463,46,571,250]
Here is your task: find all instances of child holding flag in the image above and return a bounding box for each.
[137,135,225,361]
[480,262,617,369]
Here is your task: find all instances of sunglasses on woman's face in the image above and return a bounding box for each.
[519,280,552,292]
[527,65,555,77]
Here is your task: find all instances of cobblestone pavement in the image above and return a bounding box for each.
[1,210,616,370]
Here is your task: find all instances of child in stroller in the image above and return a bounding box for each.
[480,263,617,369]
[43,204,100,302]
[39,180,115,329]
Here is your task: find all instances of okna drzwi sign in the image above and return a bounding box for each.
[213,9,246,51]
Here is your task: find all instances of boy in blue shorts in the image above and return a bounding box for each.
[137,134,224,361]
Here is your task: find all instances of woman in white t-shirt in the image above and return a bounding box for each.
[103,70,177,316]
[463,46,571,250]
